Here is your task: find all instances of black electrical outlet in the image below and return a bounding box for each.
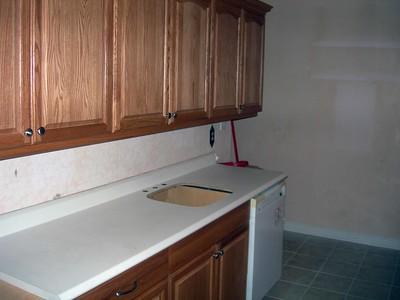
[210,125,215,148]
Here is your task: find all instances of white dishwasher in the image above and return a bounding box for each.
[246,181,286,300]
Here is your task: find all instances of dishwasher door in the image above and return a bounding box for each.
[247,182,285,300]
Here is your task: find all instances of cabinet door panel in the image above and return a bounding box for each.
[34,0,113,143]
[241,12,264,114]
[211,1,241,118]
[116,0,168,131]
[137,280,167,300]
[171,0,211,123]
[218,230,249,300]
[0,0,31,150]
[169,246,215,300]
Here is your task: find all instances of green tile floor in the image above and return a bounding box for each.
[264,231,400,300]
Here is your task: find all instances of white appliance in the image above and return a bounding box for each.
[247,181,286,300]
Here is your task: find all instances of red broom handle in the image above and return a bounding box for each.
[231,120,240,163]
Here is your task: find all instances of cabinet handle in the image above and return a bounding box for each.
[115,280,138,297]
[24,128,33,137]
[166,112,178,125]
[166,112,178,119]
[37,127,46,136]
[213,249,224,259]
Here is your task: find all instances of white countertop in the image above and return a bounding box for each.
[0,156,286,299]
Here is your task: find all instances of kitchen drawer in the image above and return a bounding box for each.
[78,250,168,300]
[168,202,250,271]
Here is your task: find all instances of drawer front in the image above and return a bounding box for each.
[78,250,168,300]
[169,202,250,271]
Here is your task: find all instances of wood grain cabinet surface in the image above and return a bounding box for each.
[240,9,266,115]
[33,0,114,143]
[78,250,168,300]
[211,0,242,119]
[169,0,212,125]
[168,202,250,300]
[115,0,169,132]
[217,230,249,300]
[0,0,31,151]
[169,246,216,300]
[0,0,272,160]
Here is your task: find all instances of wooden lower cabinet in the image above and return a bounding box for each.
[136,280,168,300]
[217,230,249,300]
[168,202,250,300]
[170,229,249,300]
[169,247,216,300]
[78,203,249,300]
[78,251,168,300]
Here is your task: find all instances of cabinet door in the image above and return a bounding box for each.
[241,11,265,114]
[135,280,167,300]
[217,230,249,300]
[33,0,113,143]
[170,0,211,124]
[0,0,31,151]
[116,0,169,131]
[169,246,216,300]
[211,0,241,119]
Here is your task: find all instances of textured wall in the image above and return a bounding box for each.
[0,124,231,215]
[237,0,400,239]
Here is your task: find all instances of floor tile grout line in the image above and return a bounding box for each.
[279,279,348,296]
[345,244,369,299]
[283,252,296,267]
[270,233,309,299]
[283,235,310,266]
[299,239,338,299]
[297,235,310,253]
[280,233,399,300]
[284,264,357,280]
[388,253,400,300]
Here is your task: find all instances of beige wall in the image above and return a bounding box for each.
[237,0,400,239]
[0,124,231,215]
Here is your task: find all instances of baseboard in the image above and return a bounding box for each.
[284,221,400,250]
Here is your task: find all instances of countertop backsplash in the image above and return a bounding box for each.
[0,123,232,215]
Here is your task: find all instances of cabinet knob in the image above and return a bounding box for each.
[213,249,224,259]
[24,128,33,137]
[37,127,46,136]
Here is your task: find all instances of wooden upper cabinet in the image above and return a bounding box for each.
[0,0,271,160]
[211,0,241,119]
[0,0,31,151]
[240,10,265,114]
[115,0,169,131]
[33,0,114,143]
[170,0,211,124]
